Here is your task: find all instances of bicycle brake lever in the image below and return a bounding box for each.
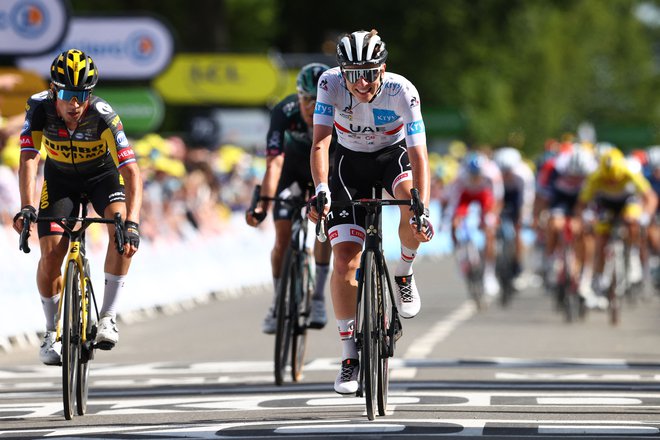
[113,212,125,255]
[315,192,328,242]
[19,218,31,254]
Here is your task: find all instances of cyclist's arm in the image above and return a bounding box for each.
[407,144,431,207]
[16,150,40,225]
[119,162,142,224]
[259,153,284,212]
[311,124,333,194]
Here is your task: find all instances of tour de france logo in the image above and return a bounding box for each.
[11,1,49,38]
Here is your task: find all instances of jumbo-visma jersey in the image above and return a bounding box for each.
[20,91,136,175]
[313,67,426,153]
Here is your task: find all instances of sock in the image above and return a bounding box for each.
[313,264,330,301]
[101,273,125,318]
[337,319,358,359]
[40,295,59,331]
[395,245,417,277]
[271,277,280,309]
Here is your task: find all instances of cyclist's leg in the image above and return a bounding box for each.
[310,238,332,328]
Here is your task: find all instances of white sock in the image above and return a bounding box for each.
[395,245,417,277]
[337,319,358,359]
[101,273,125,318]
[40,295,59,331]
[313,264,330,301]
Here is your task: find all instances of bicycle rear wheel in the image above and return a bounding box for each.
[62,260,80,420]
[291,252,312,382]
[362,251,378,420]
[274,248,294,385]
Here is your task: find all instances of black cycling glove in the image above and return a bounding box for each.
[124,220,140,249]
[13,205,37,224]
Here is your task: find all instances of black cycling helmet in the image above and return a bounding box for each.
[50,49,98,91]
[336,29,388,67]
[296,63,330,97]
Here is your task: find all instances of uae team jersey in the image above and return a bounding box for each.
[20,91,136,175]
[313,67,426,152]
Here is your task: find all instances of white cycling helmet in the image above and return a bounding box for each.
[647,145,660,170]
[565,145,596,176]
[493,147,521,173]
[336,30,388,67]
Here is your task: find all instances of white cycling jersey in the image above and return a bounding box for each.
[313,67,426,153]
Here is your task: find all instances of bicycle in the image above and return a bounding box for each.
[248,185,315,386]
[552,219,586,323]
[19,201,125,420]
[601,219,631,326]
[495,217,517,307]
[315,186,423,420]
[454,215,485,310]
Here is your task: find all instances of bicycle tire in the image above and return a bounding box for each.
[274,247,294,385]
[291,251,312,382]
[62,260,80,420]
[76,268,91,415]
[377,256,391,416]
[362,250,378,420]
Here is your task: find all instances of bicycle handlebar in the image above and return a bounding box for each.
[314,188,425,241]
[19,213,126,255]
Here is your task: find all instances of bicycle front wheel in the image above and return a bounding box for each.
[76,268,92,415]
[274,248,294,385]
[362,251,378,420]
[377,257,392,416]
[291,252,312,382]
[62,260,80,420]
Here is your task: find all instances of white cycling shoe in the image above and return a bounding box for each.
[394,275,421,319]
[39,331,61,366]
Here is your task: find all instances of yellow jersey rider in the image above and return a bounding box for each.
[576,147,657,294]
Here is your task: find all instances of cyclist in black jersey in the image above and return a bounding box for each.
[246,63,335,333]
[12,49,143,365]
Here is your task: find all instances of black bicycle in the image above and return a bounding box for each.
[20,201,125,420]
[495,217,517,307]
[316,186,423,420]
[248,185,315,386]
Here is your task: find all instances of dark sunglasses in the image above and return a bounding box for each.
[56,88,91,103]
[343,67,381,84]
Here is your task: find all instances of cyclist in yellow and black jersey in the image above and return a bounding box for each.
[12,49,143,365]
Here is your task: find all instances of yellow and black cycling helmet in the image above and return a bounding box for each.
[50,49,98,91]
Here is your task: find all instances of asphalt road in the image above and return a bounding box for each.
[2,255,660,439]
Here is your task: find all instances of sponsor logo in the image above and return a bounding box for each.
[57,129,68,138]
[11,2,48,38]
[115,130,128,147]
[95,102,113,115]
[406,120,425,135]
[393,171,411,187]
[109,191,125,203]
[20,135,34,147]
[74,132,85,140]
[350,228,365,240]
[40,181,49,209]
[50,222,64,233]
[314,102,333,116]
[22,120,30,133]
[117,147,135,162]
[111,116,121,127]
[30,91,48,101]
[385,82,403,96]
[339,210,349,218]
[342,106,352,114]
[410,96,420,108]
[127,32,157,63]
[43,138,105,160]
[319,78,328,91]
[373,109,399,125]
[328,230,339,241]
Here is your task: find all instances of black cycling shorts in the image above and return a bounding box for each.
[326,142,412,246]
[273,150,314,221]
[38,159,125,237]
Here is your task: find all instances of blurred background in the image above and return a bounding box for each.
[2,0,660,339]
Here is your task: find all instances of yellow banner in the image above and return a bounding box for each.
[153,54,287,105]
[0,68,47,116]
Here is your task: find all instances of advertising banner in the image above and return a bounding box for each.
[0,0,69,55]
[93,87,164,134]
[17,16,174,80]
[153,54,283,105]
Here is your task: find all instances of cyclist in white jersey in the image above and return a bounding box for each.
[309,29,433,395]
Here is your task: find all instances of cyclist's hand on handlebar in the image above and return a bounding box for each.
[308,184,331,224]
[409,209,434,242]
[12,205,37,234]
[245,208,267,227]
[122,220,140,258]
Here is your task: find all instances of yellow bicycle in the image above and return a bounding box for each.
[20,202,125,420]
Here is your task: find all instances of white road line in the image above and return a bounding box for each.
[403,301,476,360]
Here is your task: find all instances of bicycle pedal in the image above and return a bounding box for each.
[94,341,115,351]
